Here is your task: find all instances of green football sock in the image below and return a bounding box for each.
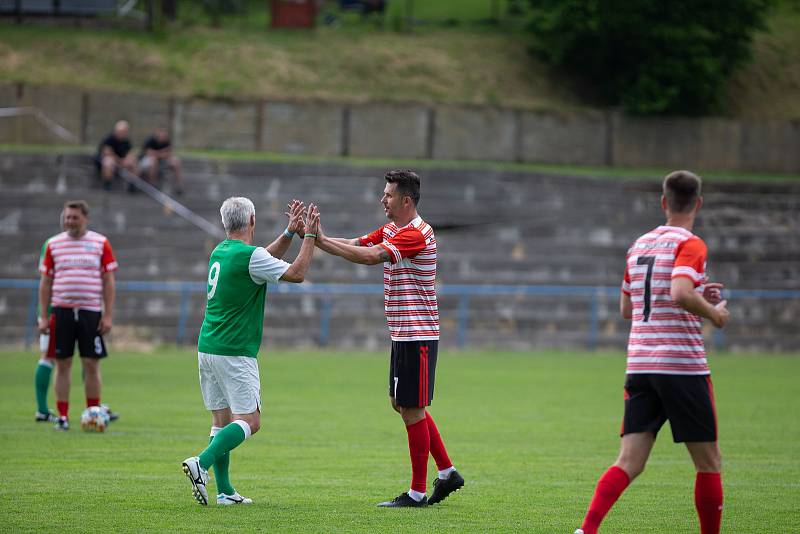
[34,361,53,414]
[199,422,247,471]
[209,436,235,496]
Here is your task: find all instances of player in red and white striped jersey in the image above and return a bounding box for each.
[316,170,463,508]
[576,171,729,534]
[37,200,118,431]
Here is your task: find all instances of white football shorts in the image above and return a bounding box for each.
[198,352,261,414]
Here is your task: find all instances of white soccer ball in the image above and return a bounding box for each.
[80,406,109,432]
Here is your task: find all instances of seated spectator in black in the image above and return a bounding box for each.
[139,127,184,195]
[96,120,137,190]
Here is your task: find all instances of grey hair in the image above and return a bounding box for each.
[220,197,255,234]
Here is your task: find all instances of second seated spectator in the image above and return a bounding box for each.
[139,127,184,195]
[96,120,137,191]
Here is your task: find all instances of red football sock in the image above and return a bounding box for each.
[56,400,69,418]
[581,466,630,534]
[86,397,100,408]
[425,411,453,471]
[405,418,430,494]
[695,472,723,534]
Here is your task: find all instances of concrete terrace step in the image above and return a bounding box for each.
[2,149,798,350]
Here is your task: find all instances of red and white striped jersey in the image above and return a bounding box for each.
[40,231,118,312]
[622,225,709,375]
[360,216,439,341]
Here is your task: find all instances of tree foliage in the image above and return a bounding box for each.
[527,0,774,115]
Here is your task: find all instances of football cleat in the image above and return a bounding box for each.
[428,471,465,505]
[574,530,585,534]
[182,456,209,506]
[377,492,428,508]
[53,416,69,431]
[35,411,58,423]
[216,492,253,505]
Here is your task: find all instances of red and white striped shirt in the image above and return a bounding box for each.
[360,216,439,341]
[40,230,118,312]
[622,225,709,375]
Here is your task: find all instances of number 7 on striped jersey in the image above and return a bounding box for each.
[636,255,655,322]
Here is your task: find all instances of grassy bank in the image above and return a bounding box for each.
[1,2,798,117]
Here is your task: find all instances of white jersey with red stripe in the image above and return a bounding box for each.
[622,225,709,375]
[40,230,118,312]
[359,216,439,341]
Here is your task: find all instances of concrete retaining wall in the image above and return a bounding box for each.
[433,105,517,162]
[261,101,343,156]
[1,83,799,173]
[349,103,429,159]
[521,110,609,166]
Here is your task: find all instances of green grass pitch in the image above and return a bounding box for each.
[1,348,798,532]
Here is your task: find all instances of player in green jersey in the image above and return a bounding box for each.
[182,197,320,506]
[34,234,58,422]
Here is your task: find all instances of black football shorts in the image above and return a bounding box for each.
[621,373,717,443]
[51,307,108,359]
[388,340,438,408]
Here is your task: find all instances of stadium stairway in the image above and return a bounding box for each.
[1,150,798,351]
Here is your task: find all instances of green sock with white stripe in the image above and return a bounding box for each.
[198,420,249,471]
[209,428,235,496]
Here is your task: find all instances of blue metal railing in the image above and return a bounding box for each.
[2,279,798,349]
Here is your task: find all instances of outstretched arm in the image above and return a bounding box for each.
[266,199,304,259]
[280,204,320,283]
[316,229,389,265]
[326,237,360,246]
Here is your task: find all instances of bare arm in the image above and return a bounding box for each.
[327,237,360,246]
[265,233,293,260]
[266,200,305,259]
[671,277,729,328]
[37,274,53,333]
[98,271,115,335]
[620,292,633,320]
[280,205,320,283]
[316,231,389,265]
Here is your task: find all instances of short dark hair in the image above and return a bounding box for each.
[64,200,89,216]
[663,170,702,213]
[385,169,420,206]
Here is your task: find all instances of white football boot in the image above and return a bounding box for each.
[216,492,253,505]
[182,456,209,505]
[574,530,585,534]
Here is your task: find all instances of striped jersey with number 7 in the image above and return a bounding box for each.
[622,225,709,375]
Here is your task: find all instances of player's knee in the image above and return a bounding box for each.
[81,358,99,371]
[695,451,722,472]
[247,417,260,435]
[615,456,646,480]
[399,407,425,426]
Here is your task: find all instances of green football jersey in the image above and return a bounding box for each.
[198,239,290,358]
